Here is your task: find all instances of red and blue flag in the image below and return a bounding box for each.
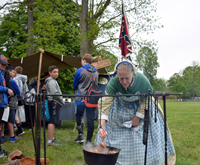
[119,3,132,60]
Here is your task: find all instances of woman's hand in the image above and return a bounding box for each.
[132,116,140,126]
[99,127,107,139]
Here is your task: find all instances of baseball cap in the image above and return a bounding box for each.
[0,55,9,65]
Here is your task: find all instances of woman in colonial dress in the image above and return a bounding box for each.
[95,60,176,165]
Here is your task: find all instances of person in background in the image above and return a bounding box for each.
[29,71,50,94]
[73,54,98,143]
[45,65,64,146]
[40,72,50,93]
[0,54,13,158]
[25,77,37,130]
[0,66,21,142]
[28,77,41,93]
[0,65,11,139]
[95,60,176,165]
[43,71,50,80]
[27,72,50,130]
[13,66,28,135]
[28,71,50,94]
[6,65,17,129]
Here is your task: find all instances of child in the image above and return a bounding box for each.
[45,65,64,146]
[1,66,21,142]
[0,54,13,158]
[14,66,28,135]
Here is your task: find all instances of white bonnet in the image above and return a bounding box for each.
[113,59,137,76]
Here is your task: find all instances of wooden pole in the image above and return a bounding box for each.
[35,48,44,127]
[37,48,44,94]
[35,48,44,118]
[35,48,44,165]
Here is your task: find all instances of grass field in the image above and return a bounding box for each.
[163,101,200,165]
[0,101,200,165]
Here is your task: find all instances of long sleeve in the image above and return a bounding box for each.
[13,77,20,88]
[47,79,64,107]
[0,74,8,93]
[0,85,8,93]
[136,98,149,119]
[73,69,81,90]
[11,79,20,95]
[98,92,114,121]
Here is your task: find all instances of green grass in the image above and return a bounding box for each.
[0,101,200,165]
[160,101,200,165]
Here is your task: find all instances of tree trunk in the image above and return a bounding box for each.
[87,39,93,55]
[80,0,88,57]
[27,0,34,56]
[87,24,93,54]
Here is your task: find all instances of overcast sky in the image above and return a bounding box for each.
[1,0,199,80]
[144,0,200,80]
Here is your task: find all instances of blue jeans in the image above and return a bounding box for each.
[75,104,95,142]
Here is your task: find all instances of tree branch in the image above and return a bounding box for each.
[98,0,146,27]
[96,37,119,46]
[91,0,111,20]
[76,0,81,18]
[95,0,103,13]
[99,6,137,29]
[100,12,121,28]
[0,2,23,10]
[96,36,143,50]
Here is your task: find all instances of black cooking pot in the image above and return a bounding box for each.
[83,146,121,165]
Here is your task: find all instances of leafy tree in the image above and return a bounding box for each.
[0,0,80,57]
[152,78,168,92]
[167,61,200,99]
[0,0,81,94]
[27,0,34,56]
[1,0,161,62]
[168,73,184,93]
[75,0,162,57]
[0,1,28,58]
[0,0,161,93]
[182,62,200,99]
[33,0,80,55]
[136,46,159,85]
[57,68,75,94]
